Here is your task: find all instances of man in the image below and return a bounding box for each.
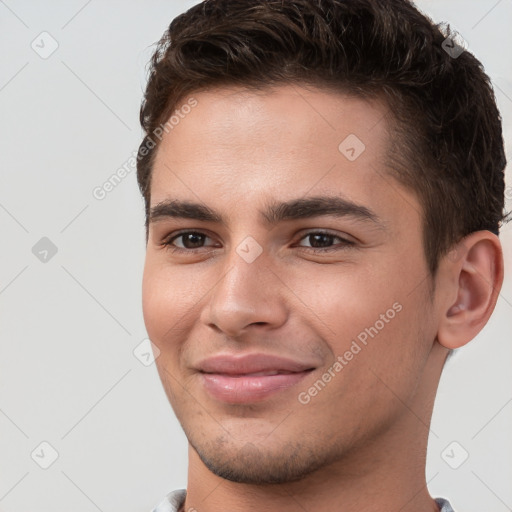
[136,1,507,511]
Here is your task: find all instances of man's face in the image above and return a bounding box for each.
[142,85,439,483]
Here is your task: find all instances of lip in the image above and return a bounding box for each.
[197,353,316,403]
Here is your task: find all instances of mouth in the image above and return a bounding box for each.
[200,371,315,403]
[196,354,316,403]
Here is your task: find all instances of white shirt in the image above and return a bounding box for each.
[150,489,456,511]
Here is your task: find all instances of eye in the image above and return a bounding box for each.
[163,231,218,252]
[161,229,355,255]
[296,231,355,252]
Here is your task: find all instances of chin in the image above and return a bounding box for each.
[189,436,331,484]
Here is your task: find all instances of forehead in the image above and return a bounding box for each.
[150,84,419,226]
[153,84,390,168]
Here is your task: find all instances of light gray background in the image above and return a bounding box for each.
[0,1,511,511]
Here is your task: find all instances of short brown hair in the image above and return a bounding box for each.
[137,0,507,274]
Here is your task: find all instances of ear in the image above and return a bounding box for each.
[436,231,504,350]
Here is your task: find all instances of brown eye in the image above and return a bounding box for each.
[175,232,207,249]
[164,231,217,252]
[305,233,336,248]
[297,231,355,252]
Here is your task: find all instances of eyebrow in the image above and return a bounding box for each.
[149,195,384,229]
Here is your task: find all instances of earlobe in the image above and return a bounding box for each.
[437,231,504,350]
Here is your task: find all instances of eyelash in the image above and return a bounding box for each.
[161,230,355,254]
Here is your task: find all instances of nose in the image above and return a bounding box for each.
[200,245,288,338]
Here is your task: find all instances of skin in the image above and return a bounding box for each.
[142,84,503,512]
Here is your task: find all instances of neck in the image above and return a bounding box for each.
[183,343,448,512]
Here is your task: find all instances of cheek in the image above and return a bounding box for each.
[141,258,212,344]
[285,265,402,343]
[142,261,183,343]
[288,257,430,365]
[142,264,195,389]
